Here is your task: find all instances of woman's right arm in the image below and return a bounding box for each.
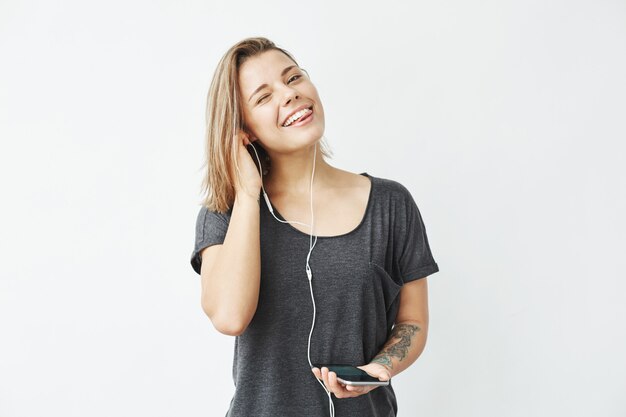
[199,133,262,336]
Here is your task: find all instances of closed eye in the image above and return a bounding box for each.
[257,94,270,105]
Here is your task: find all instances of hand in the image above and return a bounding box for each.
[230,130,262,200]
[311,363,391,399]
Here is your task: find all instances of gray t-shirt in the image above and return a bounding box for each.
[190,173,439,417]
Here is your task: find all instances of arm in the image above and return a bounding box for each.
[200,193,260,336]
[200,134,262,336]
[313,277,429,398]
[369,276,429,377]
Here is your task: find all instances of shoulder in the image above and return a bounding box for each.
[195,205,233,228]
[366,173,415,203]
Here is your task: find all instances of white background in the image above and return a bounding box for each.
[1,0,625,416]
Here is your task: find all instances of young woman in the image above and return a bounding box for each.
[190,37,439,417]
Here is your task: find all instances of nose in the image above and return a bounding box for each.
[282,87,300,106]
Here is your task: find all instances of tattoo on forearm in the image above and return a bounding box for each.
[371,324,420,370]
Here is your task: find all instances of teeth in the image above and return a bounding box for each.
[283,108,312,127]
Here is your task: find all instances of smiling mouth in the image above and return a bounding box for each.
[282,107,313,127]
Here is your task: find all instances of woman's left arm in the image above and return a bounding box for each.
[312,277,429,398]
[367,276,429,377]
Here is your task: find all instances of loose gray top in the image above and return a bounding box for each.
[190,173,439,417]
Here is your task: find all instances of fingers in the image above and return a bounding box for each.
[345,384,369,394]
[319,367,345,397]
[311,367,373,399]
[324,367,344,395]
[231,130,262,180]
[357,363,392,382]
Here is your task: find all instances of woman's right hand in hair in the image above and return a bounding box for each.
[232,131,263,201]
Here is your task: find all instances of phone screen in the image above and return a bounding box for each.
[319,365,388,385]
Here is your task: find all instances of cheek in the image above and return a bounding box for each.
[260,107,279,128]
[247,107,278,133]
[307,86,324,112]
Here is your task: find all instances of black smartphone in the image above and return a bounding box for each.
[315,364,390,386]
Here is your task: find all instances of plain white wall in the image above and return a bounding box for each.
[1,0,625,416]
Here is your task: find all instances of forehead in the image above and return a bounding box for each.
[238,50,297,94]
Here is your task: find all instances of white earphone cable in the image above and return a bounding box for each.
[249,142,334,417]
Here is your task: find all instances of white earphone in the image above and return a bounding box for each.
[248,140,336,417]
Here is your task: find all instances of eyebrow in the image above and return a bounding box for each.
[247,65,298,102]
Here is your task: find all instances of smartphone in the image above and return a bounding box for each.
[315,364,390,386]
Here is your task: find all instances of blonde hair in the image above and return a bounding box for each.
[200,37,332,212]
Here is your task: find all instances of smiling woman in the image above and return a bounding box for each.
[201,39,332,213]
[190,37,440,417]
[238,49,325,159]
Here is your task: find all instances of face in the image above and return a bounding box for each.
[238,49,325,155]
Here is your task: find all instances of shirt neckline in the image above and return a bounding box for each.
[267,172,374,239]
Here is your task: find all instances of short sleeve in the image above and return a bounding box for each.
[394,188,439,283]
[190,206,231,275]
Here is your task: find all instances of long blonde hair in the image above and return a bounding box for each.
[200,37,332,212]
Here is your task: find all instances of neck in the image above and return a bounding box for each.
[264,143,334,196]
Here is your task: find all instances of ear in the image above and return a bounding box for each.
[246,131,258,143]
[241,124,256,142]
